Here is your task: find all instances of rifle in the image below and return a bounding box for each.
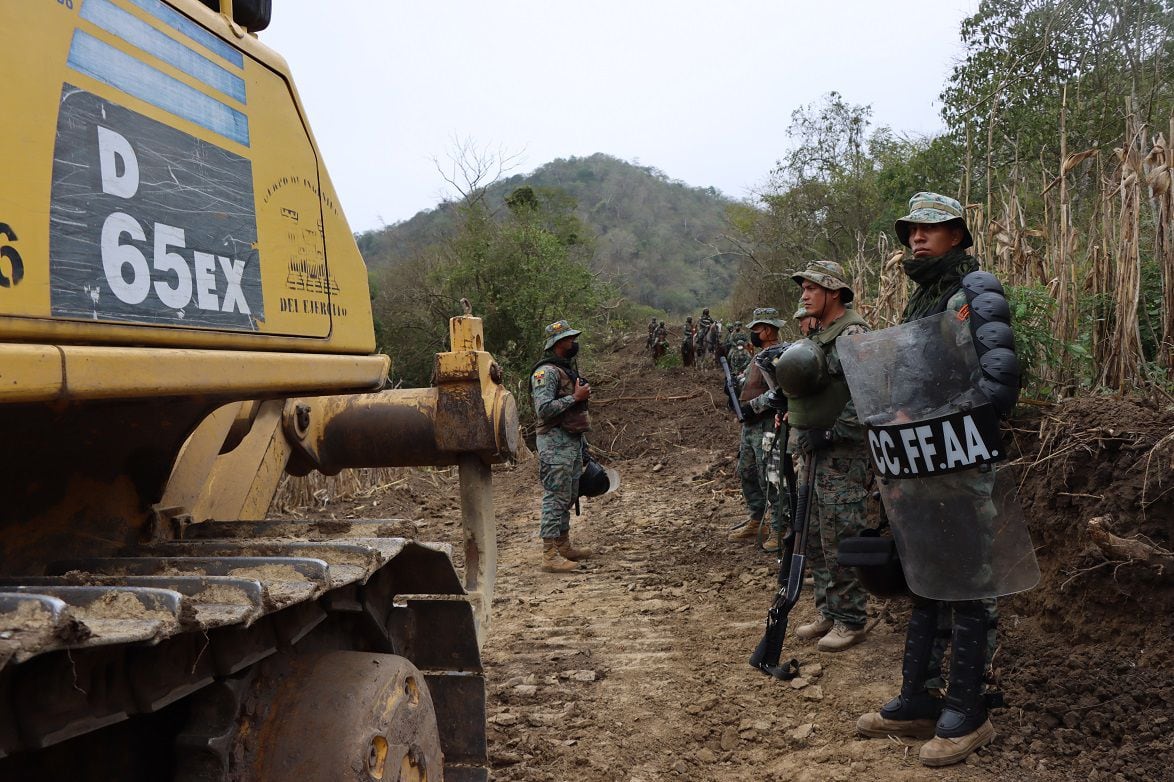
[719,356,744,423]
[749,446,818,678]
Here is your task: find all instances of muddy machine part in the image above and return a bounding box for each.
[0,2,517,780]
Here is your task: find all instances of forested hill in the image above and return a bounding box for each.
[356,153,743,312]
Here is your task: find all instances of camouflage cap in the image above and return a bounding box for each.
[542,319,582,351]
[793,306,810,320]
[791,260,855,303]
[746,307,784,329]
[894,191,974,249]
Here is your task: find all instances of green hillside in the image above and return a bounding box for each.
[356,153,743,312]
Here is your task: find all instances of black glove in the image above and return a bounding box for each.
[795,428,834,453]
[739,402,754,420]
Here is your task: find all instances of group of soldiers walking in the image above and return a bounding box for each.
[528,191,1030,768]
[645,309,755,373]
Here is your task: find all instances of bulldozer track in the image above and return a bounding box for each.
[0,520,490,781]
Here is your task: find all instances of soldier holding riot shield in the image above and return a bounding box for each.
[845,193,1039,766]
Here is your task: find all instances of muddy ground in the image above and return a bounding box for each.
[287,335,1173,782]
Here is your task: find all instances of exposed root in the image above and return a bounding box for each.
[1087,515,1173,570]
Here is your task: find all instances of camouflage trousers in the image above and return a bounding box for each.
[536,427,583,540]
[738,417,784,530]
[798,450,870,628]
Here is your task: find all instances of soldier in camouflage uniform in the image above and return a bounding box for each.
[531,320,594,573]
[794,307,819,340]
[856,192,1004,766]
[697,308,715,335]
[727,308,785,548]
[762,306,819,550]
[653,320,668,346]
[726,321,753,377]
[787,261,872,652]
[646,317,658,350]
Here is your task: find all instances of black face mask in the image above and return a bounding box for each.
[565,342,580,359]
[750,331,764,347]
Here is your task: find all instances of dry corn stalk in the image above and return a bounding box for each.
[1089,156,1114,371]
[869,243,907,329]
[1148,121,1174,371]
[1098,105,1147,390]
[272,466,406,513]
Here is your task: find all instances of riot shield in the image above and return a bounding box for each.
[838,312,1039,601]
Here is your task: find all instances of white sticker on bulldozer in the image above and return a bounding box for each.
[49,86,263,329]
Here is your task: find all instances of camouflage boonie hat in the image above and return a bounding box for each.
[542,319,582,351]
[746,307,784,329]
[793,306,810,320]
[791,260,855,303]
[895,191,974,249]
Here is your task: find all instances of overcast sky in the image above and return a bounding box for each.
[262,1,977,233]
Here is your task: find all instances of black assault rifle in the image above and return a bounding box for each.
[749,446,818,679]
[719,355,744,423]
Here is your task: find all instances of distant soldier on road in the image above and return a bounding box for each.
[650,320,669,364]
[728,307,786,547]
[654,320,668,345]
[698,308,716,335]
[726,321,753,377]
[531,320,594,573]
[681,316,698,366]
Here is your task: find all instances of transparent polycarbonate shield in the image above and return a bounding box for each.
[838,313,1040,600]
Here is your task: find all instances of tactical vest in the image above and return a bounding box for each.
[738,354,773,424]
[787,309,869,429]
[536,363,591,435]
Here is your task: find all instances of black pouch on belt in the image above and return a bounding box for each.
[837,529,910,598]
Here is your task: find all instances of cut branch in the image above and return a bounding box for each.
[1087,515,1174,569]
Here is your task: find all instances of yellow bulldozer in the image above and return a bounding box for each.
[0,2,517,779]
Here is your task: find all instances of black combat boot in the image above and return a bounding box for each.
[857,600,942,739]
[920,603,995,766]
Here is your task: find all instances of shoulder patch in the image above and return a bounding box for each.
[532,368,546,382]
[956,303,971,322]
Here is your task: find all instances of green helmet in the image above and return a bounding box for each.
[775,339,829,398]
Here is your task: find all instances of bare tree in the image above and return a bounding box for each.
[431,136,525,208]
